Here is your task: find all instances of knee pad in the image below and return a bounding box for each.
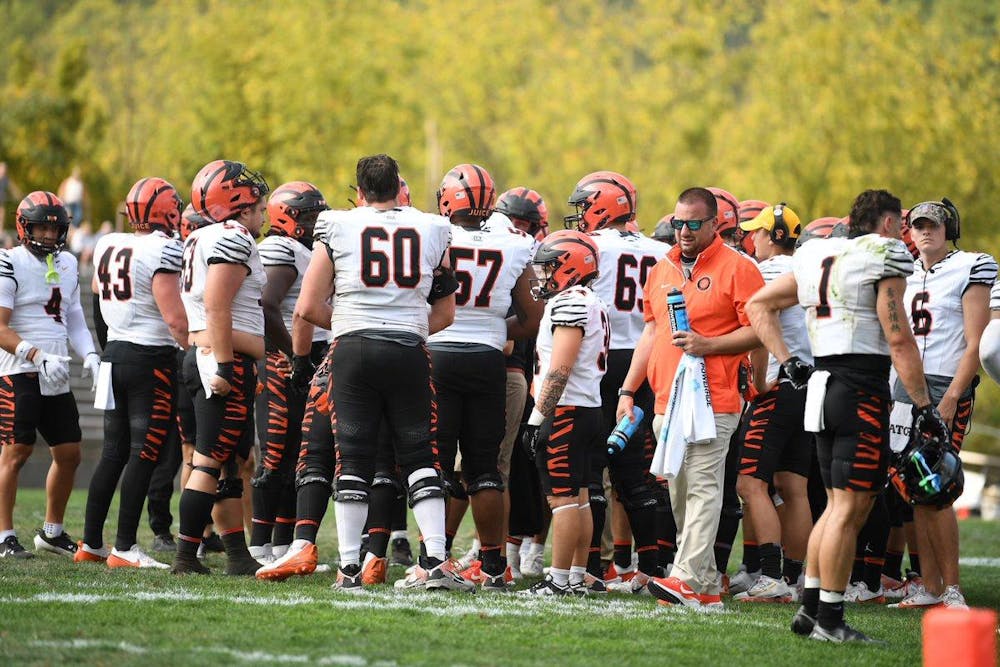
[250,466,282,490]
[618,482,660,511]
[588,484,608,511]
[443,475,468,501]
[466,472,504,495]
[372,473,404,499]
[193,465,221,479]
[333,475,370,504]
[217,476,243,500]
[296,470,333,491]
[721,503,744,520]
[408,473,446,508]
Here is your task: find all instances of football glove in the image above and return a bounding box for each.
[33,350,72,385]
[912,404,950,447]
[82,352,101,391]
[289,354,315,396]
[520,423,541,461]
[781,356,814,390]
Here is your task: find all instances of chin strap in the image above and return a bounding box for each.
[45,253,59,284]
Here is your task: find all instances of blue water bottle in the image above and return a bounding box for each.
[607,406,645,455]
[667,288,690,334]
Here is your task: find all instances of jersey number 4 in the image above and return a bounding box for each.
[451,247,502,307]
[97,246,134,300]
[361,227,421,288]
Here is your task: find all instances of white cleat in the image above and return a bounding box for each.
[733,574,794,603]
[107,545,170,569]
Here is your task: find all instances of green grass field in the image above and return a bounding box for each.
[1,489,998,666]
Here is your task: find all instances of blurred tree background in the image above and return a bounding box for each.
[1,0,998,449]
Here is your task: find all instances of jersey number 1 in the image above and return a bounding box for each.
[816,256,835,318]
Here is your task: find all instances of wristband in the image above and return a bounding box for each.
[14,340,35,363]
[215,361,234,383]
[527,408,545,427]
[618,388,635,398]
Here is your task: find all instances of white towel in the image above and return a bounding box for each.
[803,370,831,433]
[650,353,716,479]
[93,362,115,410]
[195,347,219,398]
[889,401,914,453]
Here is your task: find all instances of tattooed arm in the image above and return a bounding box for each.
[529,326,584,424]
[878,277,931,408]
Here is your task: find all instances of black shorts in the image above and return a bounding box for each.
[536,406,603,497]
[430,348,505,483]
[183,348,256,463]
[101,341,177,463]
[175,348,196,445]
[739,381,813,481]
[597,348,658,494]
[816,378,890,492]
[0,373,81,446]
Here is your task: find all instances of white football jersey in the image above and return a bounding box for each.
[534,286,610,408]
[905,250,997,377]
[794,234,913,357]
[0,246,80,376]
[258,234,326,343]
[990,280,1000,311]
[758,253,813,382]
[180,221,266,336]
[93,231,183,347]
[589,228,666,350]
[427,213,537,351]
[320,205,452,340]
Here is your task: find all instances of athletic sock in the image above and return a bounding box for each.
[481,544,503,576]
[569,565,587,586]
[177,488,216,552]
[334,500,369,567]
[908,551,921,578]
[293,481,331,543]
[884,550,904,582]
[272,516,294,546]
[84,456,126,548]
[114,454,159,551]
[549,567,570,587]
[409,469,446,561]
[817,589,845,631]
[781,556,804,586]
[742,541,760,573]
[221,527,252,560]
[368,527,391,559]
[802,576,821,617]
[43,522,63,539]
[613,540,633,569]
[250,518,274,549]
[759,542,782,580]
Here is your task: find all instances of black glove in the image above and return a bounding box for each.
[289,355,315,396]
[520,423,542,461]
[912,404,950,446]
[781,355,814,390]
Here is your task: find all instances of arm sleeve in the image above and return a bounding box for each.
[92,292,108,349]
[66,292,96,358]
[0,251,15,308]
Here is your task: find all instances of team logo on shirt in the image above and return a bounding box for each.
[696,277,712,291]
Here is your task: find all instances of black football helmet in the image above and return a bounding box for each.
[889,434,964,509]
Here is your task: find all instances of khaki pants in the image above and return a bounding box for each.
[497,370,528,484]
[653,412,739,595]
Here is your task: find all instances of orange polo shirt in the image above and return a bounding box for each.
[642,234,764,414]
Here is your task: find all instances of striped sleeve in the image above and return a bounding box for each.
[550,290,590,329]
[969,253,998,287]
[207,227,255,266]
[258,238,297,268]
[158,238,183,273]
[991,282,1000,311]
[881,239,915,279]
[0,249,15,286]
[313,213,332,247]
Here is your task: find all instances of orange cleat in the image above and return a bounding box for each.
[255,541,317,581]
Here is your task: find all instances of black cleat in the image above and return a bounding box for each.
[202,532,225,553]
[171,553,211,575]
[33,529,78,557]
[809,622,885,644]
[791,606,817,636]
[151,533,176,553]
[390,536,414,567]
[0,534,35,559]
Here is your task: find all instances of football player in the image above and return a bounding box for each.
[747,189,950,642]
[275,153,466,592]
[0,191,100,559]
[567,171,667,593]
[520,230,610,596]
[249,181,330,564]
[732,204,812,602]
[172,160,270,575]
[496,187,549,241]
[428,165,541,589]
[75,178,187,568]
[884,200,995,609]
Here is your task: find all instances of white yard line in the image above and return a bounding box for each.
[26,640,381,665]
[958,557,1000,568]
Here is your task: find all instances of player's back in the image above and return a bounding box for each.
[321,205,451,340]
[588,228,665,350]
[94,231,183,347]
[258,234,327,343]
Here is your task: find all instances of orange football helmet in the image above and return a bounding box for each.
[16,191,70,256]
[796,216,849,247]
[180,203,209,241]
[496,187,549,239]
[437,164,496,220]
[565,171,636,232]
[530,229,599,300]
[708,187,740,236]
[267,181,328,247]
[191,159,269,224]
[125,177,183,235]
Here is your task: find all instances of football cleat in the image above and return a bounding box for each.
[73,541,109,563]
[456,544,480,571]
[107,545,170,570]
[727,566,760,596]
[791,606,817,636]
[607,571,651,595]
[171,553,211,575]
[809,622,884,644]
[844,581,885,604]
[880,574,907,600]
[733,575,794,603]
[271,544,290,559]
[225,554,262,576]
[579,573,609,595]
[33,529,78,557]
[889,583,941,609]
[0,535,35,559]
[248,544,273,564]
[151,534,176,553]
[938,585,968,610]
[699,592,725,610]
[390,537,414,567]
[460,560,485,584]
[332,566,364,593]
[394,564,430,590]
[519,575,571,597]
[361,554,387,585]
[481,569,512,592]
[647,576,703,608]
[255,541,318,581]
[426,559,476,593]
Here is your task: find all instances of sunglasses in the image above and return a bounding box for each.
[670,215,714,231]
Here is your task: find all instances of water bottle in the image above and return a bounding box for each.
[607,406,645,455]
[667,288,690,334]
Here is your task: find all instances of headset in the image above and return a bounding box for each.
[770,202,798,247]
[906,198,961,243]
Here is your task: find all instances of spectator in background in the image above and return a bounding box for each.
[59,167,86,228]
[0,162,23,233]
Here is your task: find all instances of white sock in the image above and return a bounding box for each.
[805,576,821,589]
[549,567,570,587]
[408,468,446,561]
[390,530,408,541]
[569,565,587,585]
[506,543,521,567]
[44,522,63,538]
[467,537,481,555]
[0,529,16,541]
[334,500,369,567]
[820,589,844,603]
[529,541,545,556]
[248,544,271,559]
[290,538,312,550]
